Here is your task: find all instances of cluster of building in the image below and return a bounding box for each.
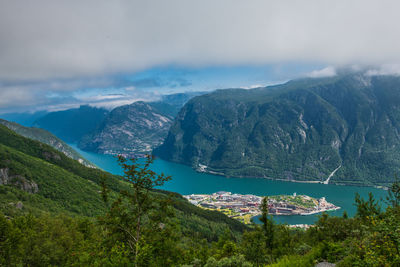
[267,195,339,215]
[184,191,340,219]
[185,191,262,215]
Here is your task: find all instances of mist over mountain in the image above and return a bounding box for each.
[155,73,400,186]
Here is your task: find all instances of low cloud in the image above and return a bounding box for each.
[365,64,400,76]
[307,66,337,78]
[240,84,265,90]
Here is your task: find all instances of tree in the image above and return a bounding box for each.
[342,211,348,219]
[100,155,172,266]
[386,177,400,208]
[241,228,267,266]
[354,192,381,220]
[259,197,274,255]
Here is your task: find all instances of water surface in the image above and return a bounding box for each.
[70,144,387,225]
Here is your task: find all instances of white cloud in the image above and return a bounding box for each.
[240,84,264,90]
[88,99,145,110]
[78,94,127,102]
[2,0,400,111]
[307,66,337,78]
[0,87,35,108]
[1,0,400,83]
[365,64,400,76]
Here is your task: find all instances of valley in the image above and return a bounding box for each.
[70,144,387,225]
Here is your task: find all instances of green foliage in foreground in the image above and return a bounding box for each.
[2,197,399,266]
[1,169,399,267]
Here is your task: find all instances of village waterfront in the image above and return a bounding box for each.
[70,144,387,225]
[184,192,340,225]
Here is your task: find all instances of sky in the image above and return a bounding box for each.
[1,0,400,113]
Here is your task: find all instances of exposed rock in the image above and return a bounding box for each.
[78,92,204,156]
[78,102,174,155]
[0,168,11,184]
[15,201,23,209]
[315,262,336,267]
[0,168,39,193]
[42,151,61,161]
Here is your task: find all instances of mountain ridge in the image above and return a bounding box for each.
[0,119,94,167]
[154,74,400,186]
[78,92,206,155]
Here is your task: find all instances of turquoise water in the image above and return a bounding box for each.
[70,144,387,225]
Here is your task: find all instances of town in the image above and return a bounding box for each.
[184,191,340,224]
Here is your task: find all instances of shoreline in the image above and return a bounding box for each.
[195,167,389,190]
[185,192,340,225]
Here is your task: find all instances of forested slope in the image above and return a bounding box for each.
[155,74,400,186]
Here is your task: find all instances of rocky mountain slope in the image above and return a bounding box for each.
[154,74,400,186]
[78,92,205,155]
[78,101,174,155]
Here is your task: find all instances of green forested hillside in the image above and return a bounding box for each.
[0,124,247,237]
[1,124,400,266]
[155,74,400,186]
[0,118,94,167]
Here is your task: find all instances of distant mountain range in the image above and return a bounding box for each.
[33,105,109,143]
[14,92,203,156]
[154,74,400,186]
[0,111,48,127]
[78,92,204,155]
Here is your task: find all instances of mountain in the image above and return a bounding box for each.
[0,110,48,127]
[0,119,94,167]
[154,74,400,186]
[78,92,206,155]
[33,105,109,143]
[0,123,247,237]
[78,101,174,155]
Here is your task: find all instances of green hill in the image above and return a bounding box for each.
[0,119,94,167]
[155,74,400,186]
[0,124,247,239]
[1,112,400,266]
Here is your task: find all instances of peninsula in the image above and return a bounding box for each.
[184,192,340,224]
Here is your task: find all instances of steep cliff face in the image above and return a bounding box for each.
[78,102,173,155]
[154,74,400,186]
[77,92,205,156]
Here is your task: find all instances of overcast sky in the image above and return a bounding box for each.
[1,0,400,113]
